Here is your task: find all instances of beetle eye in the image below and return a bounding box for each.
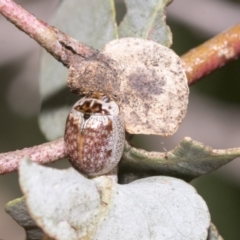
[102,96,110,102]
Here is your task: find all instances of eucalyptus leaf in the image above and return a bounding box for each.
[119,0,172,46]
[120,137,240,182]
[5,197,44,240]
[207,223,224,240]
[39,0,118,140]
[39,106,71,141]
[20,158,101,240]
[19,158,210,240]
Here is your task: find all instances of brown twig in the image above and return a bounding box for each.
[181,24,240,85]
[0,138,66,174]
[1,0,240,85]
[0,0,97,67]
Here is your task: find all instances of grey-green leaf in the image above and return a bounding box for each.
[39,0,118,140]
[19,158,210,240]
[207,223,224,240]
[19,158,101,240]
[119,0,172,46]
[5,197,44,240]
[120,137,240,182]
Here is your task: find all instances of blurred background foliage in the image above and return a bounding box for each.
[0,0,240,239]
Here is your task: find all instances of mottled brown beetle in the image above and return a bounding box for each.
[64,94,125,177]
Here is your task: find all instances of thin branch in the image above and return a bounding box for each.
[0,138,66,175]
[1,0,240,85]
[181,24,240,85]
[0,0,97,67]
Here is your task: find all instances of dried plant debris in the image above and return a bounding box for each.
[68,51,122,101]
[19,158,210,240]
[69,38,189,136]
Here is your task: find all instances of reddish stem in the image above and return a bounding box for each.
[0,0,97,67]
[0,138,66,174]
[181,24,240,85]
[1,0,239,85]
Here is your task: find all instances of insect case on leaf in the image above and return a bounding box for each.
[64,94,125,177]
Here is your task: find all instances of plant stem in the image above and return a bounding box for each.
[0,138,66,174]
[0,0,239,84]
[181,24,240,85]
[0,0,97,67]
